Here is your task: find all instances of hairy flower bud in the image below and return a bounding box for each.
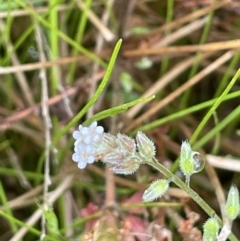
[117,133,136,153]
[136,131,156,161]
[203,217,220,241]
[225,184,240,221]
[142,178,172,202]
[180,141,194,176]
[102,133,118,150]
[179,141,205,185]
[103,148,125,164]
[112,156,140,175]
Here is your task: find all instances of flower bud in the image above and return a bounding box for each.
[117,133,136,153]
[102,133,118,150]
[179,141,194,176]
[179,141,205,185]
[142,178,171,202]
[136,131,155,161]
[225,184,240,221]
[203,217,220,241]
[103,149,125,164]
[112,158,140,175]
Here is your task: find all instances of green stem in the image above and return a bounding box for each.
[0,182,17,232]
[148,158,238,241]
[132,89,240,134]
[0,210,40,236]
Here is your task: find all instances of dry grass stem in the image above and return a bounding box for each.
[0,20,34,106]
[0,71,105,127]
[154,0,229,34]
[0,4,69,18]
[9,175,74,241]
[154,16,209,47]
[76,0,115,42]
[125,50,235,132]
[207,155,240,172]
[126,52,215,119]
[124,40,240,56]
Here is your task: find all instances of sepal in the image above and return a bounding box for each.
[203,217,220,241]
[143,178,171,202]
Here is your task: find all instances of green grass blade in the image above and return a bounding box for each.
[36,39,122,177]
[14,0,107,67]
[0,210,40,236]
[57,39,122,139]
[67,0,93,84]
[0,182,17,232]
[132,90,240,134]
[85,95,155,126]
[190,68,240,143]
[193,104,240,150]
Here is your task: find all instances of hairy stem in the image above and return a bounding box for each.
[148,157,238,241]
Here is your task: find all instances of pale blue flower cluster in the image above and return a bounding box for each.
[72,121,104,169]
[72,122,157,173]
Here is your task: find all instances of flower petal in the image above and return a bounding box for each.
[73,131,81,140]
[87,155,95,164]
[72,153,80,162]
[78,160,87,169]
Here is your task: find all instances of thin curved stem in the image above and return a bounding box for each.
[148,157,239,241]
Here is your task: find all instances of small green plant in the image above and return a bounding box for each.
[71,121,240,240]
[2,0,240,240]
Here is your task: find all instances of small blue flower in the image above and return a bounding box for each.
[72,121,104,169]
[72,124,83,139]
[72,144,95,169]
[72,125,84,147]
[73,122,104,145]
